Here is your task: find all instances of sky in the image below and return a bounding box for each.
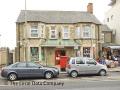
[0,0,111,49]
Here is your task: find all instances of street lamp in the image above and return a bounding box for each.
[24,0,27,62]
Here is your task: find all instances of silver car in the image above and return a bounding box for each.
[66,57,108,78]
[1,62,59,81]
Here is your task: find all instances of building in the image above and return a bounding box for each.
[16,3,102,67]
[105,0,120,44]
[0,47,9,66]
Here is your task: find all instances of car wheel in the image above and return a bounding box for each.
[8,73,17,81]
[45,72,53,79]
[70,71,78,78]
[99,70,106,76]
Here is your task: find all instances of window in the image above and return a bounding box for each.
[76,58,85,64]
[111,15,113,20]
[63,26,69,39]
[31,25,39,37]
[40,25,45,38]
[83,25,91,38]
[30,47,39,61]
[50,26,57,39]
[107,18,109,22]
[101,33,104,43]
[16,63,26,68]
[72,59,75,64]
[83,47,90,57]
[76,27,81,38]
[86,60,96,65]
[27,62,39,68]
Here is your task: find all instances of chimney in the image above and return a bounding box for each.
[87,3,93,14]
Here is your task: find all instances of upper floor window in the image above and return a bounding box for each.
[40,25,45,38]
[83,25,91,38]
[63,26,69,39]
[107,18,109,22]
[50,26,57,39]
[111,15,113,20]
[76,27,81,38]
[31,25,39,38]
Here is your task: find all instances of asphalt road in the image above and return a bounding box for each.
[0,71,120,90]
[0,79,120,90]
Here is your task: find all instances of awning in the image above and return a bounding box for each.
[40,40,80,47]
[107,46,120,49]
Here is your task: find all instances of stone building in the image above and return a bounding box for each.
[16,3,102,66]
[105,0,120,44]
[0,47,9,66]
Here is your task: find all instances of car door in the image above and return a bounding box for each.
[85,58,98,74]
[75,57,86,74]
[13,62,28,78]
[27,62,44,77]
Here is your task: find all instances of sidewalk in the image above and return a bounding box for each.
[108,67,120,72]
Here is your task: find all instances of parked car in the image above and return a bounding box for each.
[66,57,108,78]
[1,62,59,81]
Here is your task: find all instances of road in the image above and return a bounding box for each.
[0,78,120,90]
[0,71,120,90]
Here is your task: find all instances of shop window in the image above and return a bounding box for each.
[83,47,90,57]
[30,47,39,61]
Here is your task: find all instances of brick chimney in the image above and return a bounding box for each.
[87,3,93,14]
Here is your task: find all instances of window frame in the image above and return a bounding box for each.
[30,25,39,38]
[50,26,57,39]
[62,26,69,39]
[76,57,85,64]
[76,27,81,39]
[83,25,91,38]
[86,59,96,65]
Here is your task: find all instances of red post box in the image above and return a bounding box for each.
[60,56,68,69]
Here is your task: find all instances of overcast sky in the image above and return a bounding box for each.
[0,0,111,49]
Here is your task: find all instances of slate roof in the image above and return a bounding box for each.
[101,25,112,32]
[16,10,101,24]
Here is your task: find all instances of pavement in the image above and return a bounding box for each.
[108,67,120,72]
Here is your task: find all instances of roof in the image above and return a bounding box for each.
[101,25,112,32]
[16,10,101,24]
[40,40,80,47]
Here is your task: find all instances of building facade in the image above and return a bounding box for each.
[105,0,120,44]
[16,3,102,66]
[0,47,9,66]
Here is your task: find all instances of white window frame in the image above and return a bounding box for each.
[50,26,57,39]
[30,25,39,38]
[76,27,81,39]
[62,26,69,39]
[83,25,91,38]
[40,25,45,38]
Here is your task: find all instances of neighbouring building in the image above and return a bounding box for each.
[105,0,120,44]
[104,0,120,59]
[16,3,102,67]
[0,47,9,66]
